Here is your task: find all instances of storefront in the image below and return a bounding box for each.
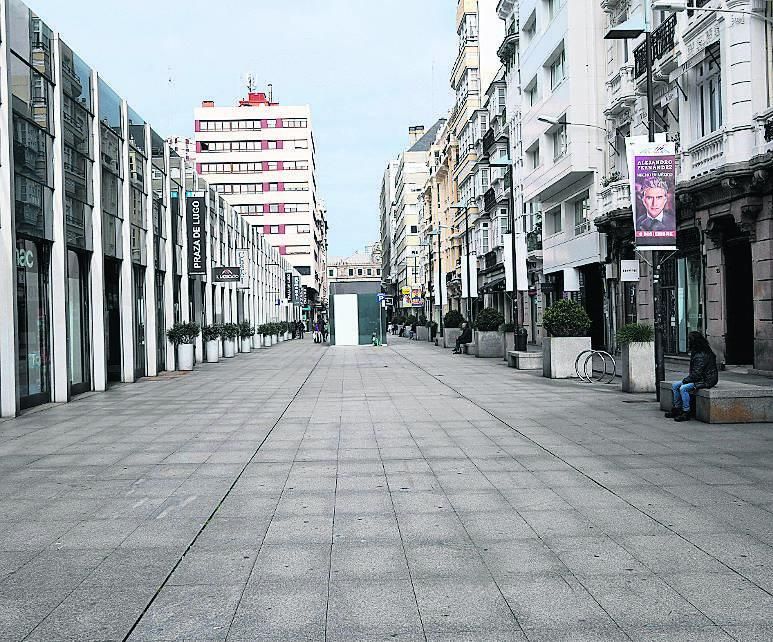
[66,250,90,395]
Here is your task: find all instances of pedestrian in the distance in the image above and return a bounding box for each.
[410,321,417,341]
[665,331,718,422]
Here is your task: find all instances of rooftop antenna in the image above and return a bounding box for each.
[268,83,273,102]
[245,72,255,93]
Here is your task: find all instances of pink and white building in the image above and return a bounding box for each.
[192,92,328,308]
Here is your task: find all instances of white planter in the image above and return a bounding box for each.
[218,340,223,358]
[417,326,430,342]
[274,334,280,344]
[223,339,236,358]
[205,340,219,363]
[264,335,272,347]
[622,341,656,392]
[253,334,263,349]
[443,328,462,349]
[475,330,503,358]
[177,343,195,371]
[543,336,591,379]
[240,338,252,353]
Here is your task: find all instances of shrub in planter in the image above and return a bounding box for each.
[405,314,418,326]
[617,323,656,392]
[500,322,516,333]
[542,299,591,337]
[418,313,427,326]
[443,310,465,329]
[221,322,239,358]
[202,324,221,363]
[474,308,505,358]
[616,323,654,345]
[167,322,200,371]
[239,321,255,352]
[442,310,465,348]
[474,307,505,332]
[542,300,592,378]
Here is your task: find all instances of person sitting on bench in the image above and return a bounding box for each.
[665,331,719,422]
[453,322,473,354]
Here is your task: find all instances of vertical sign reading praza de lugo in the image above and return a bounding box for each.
[186,192,207,275]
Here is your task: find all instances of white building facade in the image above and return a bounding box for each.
[192,93,327,314]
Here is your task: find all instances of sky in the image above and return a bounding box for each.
[29,0,457,257]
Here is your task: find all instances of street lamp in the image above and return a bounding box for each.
[606,2,667,398]
[450,200,474,324]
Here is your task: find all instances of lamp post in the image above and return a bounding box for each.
[606,1,665,398]
[450,201,473,323]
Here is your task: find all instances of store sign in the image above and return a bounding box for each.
[292,275,301,303]
[186,193,207,275]
[284,272,293,300]
[16,248,34,269]
[212,266,241,282]
[627,139,677,251]
[620,260,640,282]
[235,248,249,289]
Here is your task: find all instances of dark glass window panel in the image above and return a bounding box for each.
[10,55,54,132]
[8,1,53,77]
[63,146,90,203]
[66,249,90,391]
[62,96,92,157]
[101,169,122,218]
[127,106,146,155]
[151,129,165,171]
[12,115,51,184]
[16,237,51,407]
[60,42,92,109]
[131,225,147,265]
[98,78,122,137]
[100,124,122,175]
[102,213,122,259]
[129,149,145,190]
[65,197,92,250]
[15,174,53,240]
[130,186,146,229]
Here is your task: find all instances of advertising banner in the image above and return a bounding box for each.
[284,272,293,300]
[400,286,412,308]
[460,253,478,299]
[212,266,241,282]
[410,286,424,308]
[186,193,206,275]
[292,275,301,303]
[627,140,677,251]
[235,248,249,289]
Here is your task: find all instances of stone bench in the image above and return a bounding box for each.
[507,351,543,370]
[659,380,773,424]
[460,343,475,355]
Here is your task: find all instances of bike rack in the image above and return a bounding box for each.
[574,349,617,384]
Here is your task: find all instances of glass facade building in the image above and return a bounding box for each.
[0,0,302,417]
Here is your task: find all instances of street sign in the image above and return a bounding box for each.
[212,266,241,282]
[377,293,386,302]
[382,297,393,307]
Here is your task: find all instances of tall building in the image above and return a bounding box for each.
[192,92,327,314]
[379,160,399,301]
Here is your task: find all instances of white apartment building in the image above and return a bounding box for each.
[449,0,504,320]
[379,160,399,299]
[392,123,444,299]
[192,92,327,313]
[519,0,608,347]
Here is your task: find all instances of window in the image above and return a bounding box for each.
[329,268,335,276]
[270,225,280,234]
[268,203,280,213]
[552,121,568,160]
[523,12,537,43]
[357,269,363,276]
[696,47,722,138]
[547,206,562,235]
[481,167,489,192]
[573,191,590,235]
[348,268,354,276]
[497,85,506,112]
[410,225,418,234]
[366,268,372,275]
[481,222,489,254]
[525,77,538,107]
[296,266,311,275]
[547,0,563,21]
[294,139,309,149]
[527,141,540,170]
[550,48,566,89]
[376,268,381,275]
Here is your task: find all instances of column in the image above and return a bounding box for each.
[119,101,135,382]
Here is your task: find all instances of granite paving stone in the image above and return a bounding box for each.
[0,337,770,640]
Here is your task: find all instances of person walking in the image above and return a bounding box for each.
[452,322,473,354]
[410,320,417,341]
[665,331,719,422]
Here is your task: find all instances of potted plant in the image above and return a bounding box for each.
[259,324,271,347]
[202,324,221,363]
[238,321,255,353]
[277,321,286,342]
[429,321,438,341]
[542,299,592,378]
[272,322,280,344]
[167,321,200,371]
[416,313,429,341]
[442,310,465,349]
[500,322,515,361]
[474,307,505,358]
[617,323,655,392]
[221,322,239,358]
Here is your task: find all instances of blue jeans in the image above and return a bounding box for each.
[672,381,696,411]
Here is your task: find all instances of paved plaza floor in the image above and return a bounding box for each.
[1,337,772,641]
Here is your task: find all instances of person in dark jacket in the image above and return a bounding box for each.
[666,331,719,421]
[453,323,473,354]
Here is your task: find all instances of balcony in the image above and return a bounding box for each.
[605,65,636,117]
[526,224,543,254]
[684,130,725,179]
[599,179,631,216]
[634,13,678,80]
